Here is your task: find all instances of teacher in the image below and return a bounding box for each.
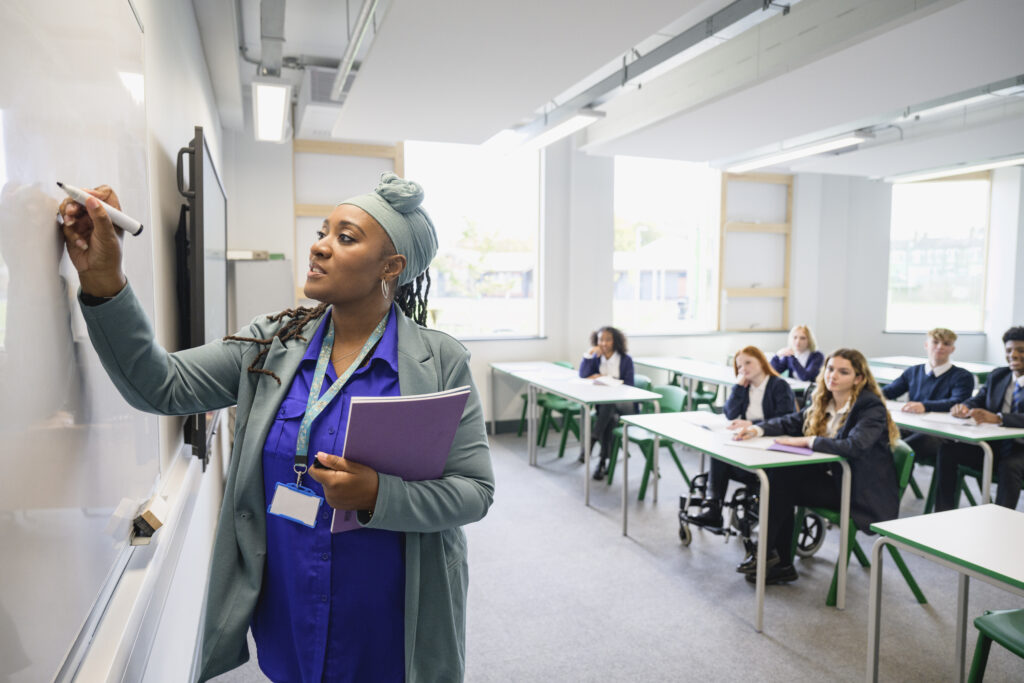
[59,174,494,682]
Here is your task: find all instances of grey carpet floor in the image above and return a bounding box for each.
[213,434,1024,682]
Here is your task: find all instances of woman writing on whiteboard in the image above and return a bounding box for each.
[58,176,493,683]
[731,349,899,584]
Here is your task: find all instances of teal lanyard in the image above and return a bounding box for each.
[294,309,390,486]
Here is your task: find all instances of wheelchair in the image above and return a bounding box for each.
[678,472,827,558]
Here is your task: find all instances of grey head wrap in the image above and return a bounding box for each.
[338,173,438,286]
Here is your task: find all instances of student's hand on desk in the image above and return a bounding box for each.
[950,404,970,418]
[727,419,752,430]
[308,452,380,511]
[733,427,758,441]
[966,408,1000,424]
[58,185,127,297]
[901,401,926,414]
[775,436,812,448]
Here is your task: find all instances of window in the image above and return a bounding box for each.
[403,141,541,338]
[613,156,720,334]
[886,177,990,332]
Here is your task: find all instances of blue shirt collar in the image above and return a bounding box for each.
[301,304,400,374]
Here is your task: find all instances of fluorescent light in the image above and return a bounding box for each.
[252,79,292,142]
[726,134,869,173]
[520,110,605,151]
[481,128,528,153]
[885,155,1024,183]
[903,93,994,121]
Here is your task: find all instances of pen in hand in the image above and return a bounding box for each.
[57,182,144,236]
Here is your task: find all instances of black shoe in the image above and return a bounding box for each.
[593,461,607,481]
[745,563,798,585]
[736,549,780,575]
[689,502,723,528]
[577,451,586,464]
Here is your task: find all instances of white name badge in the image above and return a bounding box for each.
[267,482,323,528]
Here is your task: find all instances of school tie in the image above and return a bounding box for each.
[1013,381,1024,413]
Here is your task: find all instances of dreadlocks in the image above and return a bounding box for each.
[223,303,328,385]
[394,268,431,327]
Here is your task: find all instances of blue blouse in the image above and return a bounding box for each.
[252,306,404,683]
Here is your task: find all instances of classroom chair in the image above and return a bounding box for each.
[793,440,927,607]
[950,464,1024,509]
[634,373,653,392]
[968,609,1024,682]
[605,385,690,499]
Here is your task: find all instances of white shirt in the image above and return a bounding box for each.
[807,398,852,449]
[745,376,768,423]
[925,360,953,377]
[598,351,621,379]
[794,350,811,368]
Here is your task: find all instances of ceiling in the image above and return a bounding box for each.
[195,0,1024,179]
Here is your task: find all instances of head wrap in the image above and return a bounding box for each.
[338,173,438,286]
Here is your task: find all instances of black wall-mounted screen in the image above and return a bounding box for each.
[176,125,227,465]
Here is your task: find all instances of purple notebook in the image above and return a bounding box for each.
[768,442,815,456]
[330,385,471,532]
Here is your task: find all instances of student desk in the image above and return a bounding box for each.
[490,362,662,504]
[634,357,810,409]
[870,356,998,384]
[618,411,851,633]
[867,505,1024,682]
[885,405,1024,505]
[868,365,903,385]
[489,361,572,436]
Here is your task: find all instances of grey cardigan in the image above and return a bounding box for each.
[80,284,494,682]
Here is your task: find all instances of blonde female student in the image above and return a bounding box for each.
[771,324,824,382]
[59,177,493,682]
[690,346,797,528]
[732,349,900,584]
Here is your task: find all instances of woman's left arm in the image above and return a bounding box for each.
[361,348,494,533]
[621,355,635,386]
[812,398,888,461]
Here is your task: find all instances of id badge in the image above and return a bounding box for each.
[267,482,323,528]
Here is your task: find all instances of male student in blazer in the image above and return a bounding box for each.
[882,327,975,468]
[933,326,1024,511]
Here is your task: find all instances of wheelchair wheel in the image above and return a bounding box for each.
[729,487,759,536]
[795,512,826,558]
[678,522,693,546]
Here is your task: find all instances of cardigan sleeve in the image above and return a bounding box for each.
[361,342,494,533]
[796,351,824,381]
[770,355,787,375]
[724,384,748,420]
[578,355,600,378]
[882,368,911,400]
[620,354,635,386]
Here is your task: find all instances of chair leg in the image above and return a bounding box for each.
[961,478,978,507]
[887,545,927,604]
[967,632,993,683]
[605,434,622,485]
[924,472,938,514]
[517,394,528,437]
[826,524,859,607]
[537,408,550,446]
[791,507,807,558]
[852,539,871,568]
[908,470,924,500]
[667,444,691,487]
[638,443,655,501]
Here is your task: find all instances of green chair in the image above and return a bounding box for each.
[605,385,690,499]
[793,439,927,607]
[968,609,1024,682]
[633,373,652,392]
[538,362,585,458]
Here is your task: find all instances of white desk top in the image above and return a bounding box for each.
[619,412,840,470]
[870,356,998,377]
[634,356,809,392]
[490,361,660,405]
[490,361,572,376]
[887,404,1024,443]
[868,365,904,384]
[870,505,1024,591]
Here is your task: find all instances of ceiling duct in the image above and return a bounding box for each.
[297,65,360,138]
[258,0,286,77]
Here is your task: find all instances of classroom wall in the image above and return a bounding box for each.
[985,167,1024,361]
[77,0,228,679]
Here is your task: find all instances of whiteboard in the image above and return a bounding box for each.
[0,2,160,680]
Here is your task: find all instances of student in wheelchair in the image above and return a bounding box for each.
[686,346,798,531]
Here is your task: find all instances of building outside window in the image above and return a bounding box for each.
[886,176,990,332]
[404,141,541,338]
[613,156,720,334]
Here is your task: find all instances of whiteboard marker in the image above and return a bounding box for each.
[57,182,144,236]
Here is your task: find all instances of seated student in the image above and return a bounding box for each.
[882,327,975,468]
[732,349,900,584]
[933,326,1024,511]
[691,346,797,527]
[771,324,825,382]
[578,326,635,481]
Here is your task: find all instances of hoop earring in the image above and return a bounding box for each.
[381,278,389,299]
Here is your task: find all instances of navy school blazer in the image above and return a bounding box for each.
[578,352,635,387]
[724,375,797,421]
[759,391,899,532]
[965,367,1024,427]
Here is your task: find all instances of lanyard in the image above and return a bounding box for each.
[293,309,389,486]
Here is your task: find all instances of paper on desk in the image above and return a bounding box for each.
[918,412,978,427]
[678,411,729,428]
[719,435,777,450]
[593,376,624,386]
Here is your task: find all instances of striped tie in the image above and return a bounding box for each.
[1014,381,1024,413]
